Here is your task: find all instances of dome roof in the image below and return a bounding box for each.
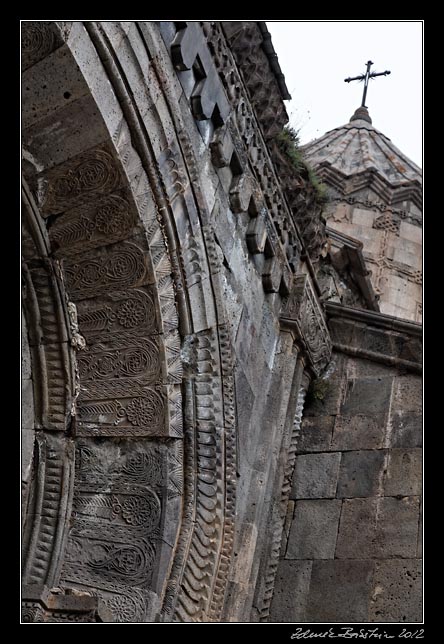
[302,107,422,186]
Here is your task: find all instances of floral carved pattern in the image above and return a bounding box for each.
[64,243,148,299]
[280,274,332,376]
[50,193,137,255]
[40,147,122,215]
[61,442,168,620]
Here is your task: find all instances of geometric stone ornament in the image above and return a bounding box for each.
[280,274,332,376]
[170,22,230,122]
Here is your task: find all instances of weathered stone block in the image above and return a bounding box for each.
[291,452,341,499]
[335,498,377,559]
[23,93,110,172]
[286,499,342,559]
[354,325,393,357]
[297,416,334,453]
[269,560,312,622]
[384,448,422,497]
[369,559,422,622]
[22,44,88,130]
[332,413,386,450]
[391,333,422,364]
[21,428,35,483]
[22,378,35,430]
[305,560,374,623]
[392,375,422,413]
[328,317,355,346]
[389,411,422,447]
[235,368,255,466]
[345,356,395,379]
[375,496,420,557]
[229,522,258,585]
[340,377,393,416]
[400,221,422,244]
[336,497,420,559]
[336,450,386,498]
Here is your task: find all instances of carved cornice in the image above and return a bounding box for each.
[222,21,289,140]
[280,274,332,376]
[326,302,422,372]
[314,162,423,212]
[326,302,422,336]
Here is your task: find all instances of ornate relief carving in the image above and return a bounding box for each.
[171,330,223,622]
[222,22,288,140]
[94,584,149,622]
[76,288,159,342]
[76,337,161,381]
[77,390,166,437]
[158,148,188,202]
[63,241,150,300]
[40,147,123,216]
[61,441,167,621]
[50,192,138,255]
[208,323,237,619]
[21,21,61,71]
[73,322,181,437]
[280,274,332,376]
[373,212,401,235]
[22,602,43,623]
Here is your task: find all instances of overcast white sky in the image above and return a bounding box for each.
[266,21,423,167]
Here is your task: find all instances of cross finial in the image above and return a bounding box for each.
[344,60,391,108]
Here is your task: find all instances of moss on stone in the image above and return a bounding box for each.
[307,378,331,405]
[276,126,329,206]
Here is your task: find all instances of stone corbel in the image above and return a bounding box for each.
[262,255,282,293]
[229,172,256,213]
[246,212,267,254]
[210,126,235,168]
[280,273,332,376]
[170,22,230,122]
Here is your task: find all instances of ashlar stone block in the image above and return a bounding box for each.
[291,452,341,499]
[286,499,342,560]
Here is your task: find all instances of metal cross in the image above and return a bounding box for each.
[344,61,391,108]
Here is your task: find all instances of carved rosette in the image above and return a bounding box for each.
[280,274,332,376]
[21,21,66,71]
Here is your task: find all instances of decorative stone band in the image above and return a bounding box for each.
[313,162,423,214]
[22,433,75,588]
[280,274,332,377]
[326,302,422,373]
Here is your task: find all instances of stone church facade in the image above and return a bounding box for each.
[21,21,422,623]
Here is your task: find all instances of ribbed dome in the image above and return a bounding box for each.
[302,107,422,186]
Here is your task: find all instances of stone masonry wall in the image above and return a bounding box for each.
[325,200,422,323]
[270,349,422,623]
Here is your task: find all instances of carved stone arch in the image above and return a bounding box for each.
[22,21,237,623]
